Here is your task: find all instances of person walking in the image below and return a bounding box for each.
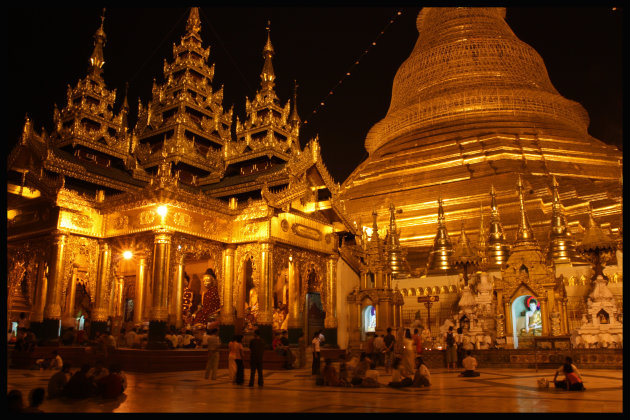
[373,334,385,367]
[204,328,221,380]
[248,329,265,387]
[311,331,321,375]
[228,335,245,384]
[383,327,396,374]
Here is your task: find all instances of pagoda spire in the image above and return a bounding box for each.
[426,197,454,274]
[88,8,107,81]
[260,21,277,97]
[386,203,411,278]
[515,174,536,244]
[290,80,301,126]
[478,202,488,267]
[487,185,510,269]
[186,7,202,36]
[548,176,575,264]
[451,219,480,285]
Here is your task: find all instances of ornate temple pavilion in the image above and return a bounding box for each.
[7,8,359,348]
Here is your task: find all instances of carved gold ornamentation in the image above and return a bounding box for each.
[173,212,192,228]
[291,223,321,241]
[139,210,156,225]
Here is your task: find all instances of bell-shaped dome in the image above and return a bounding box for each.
[365,7,589,154]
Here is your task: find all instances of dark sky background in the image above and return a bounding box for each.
[8,7,623,184]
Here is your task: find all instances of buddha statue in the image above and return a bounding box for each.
[522,297,542,335]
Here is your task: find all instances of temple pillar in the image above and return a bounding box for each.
[91,240,111,338]
[61,266,79,327]
[111,275,124,336]
[42,232,67,341]
[31,261,48,323]
[504,301,512,336]
[30,260,48,339]
[220,245,236,344]
[147,229,171,349]
[169,254,185,329]
[287,256,302,344]
[133,257,147,325]
[561,298,569,335]
[323,254,338,346]
[540,297,550,336]
[257,241,273,347]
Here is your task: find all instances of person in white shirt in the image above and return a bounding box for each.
[412,357,431,387]
[460,350,480,377]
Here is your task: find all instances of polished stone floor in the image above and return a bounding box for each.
[7,364,622,413]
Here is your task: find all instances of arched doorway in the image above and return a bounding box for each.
[511,294,542,348]
[361,304,376,341]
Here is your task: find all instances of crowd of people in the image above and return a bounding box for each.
[8,359,128,413]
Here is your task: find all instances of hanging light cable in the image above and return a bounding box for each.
[303,10,404,126]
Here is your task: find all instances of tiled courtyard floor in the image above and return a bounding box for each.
[7,365,622,413]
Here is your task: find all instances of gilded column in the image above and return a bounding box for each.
[561,298,569,335]
[170,253,185,328]
[148,229,172,349]
[62,266,79,327]
[31,261,48,323]
[540,297,550,336]
[42,232,67,340]
[258,241,273,346]
[504,301,512,337]
[287,256,301,344]
[134,257,147,325]
[324,254,338,345]
[111,275,124,336]
[219,245,236,343]
[91,240,111,337]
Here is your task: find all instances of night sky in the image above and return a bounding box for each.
[8,7,623,184]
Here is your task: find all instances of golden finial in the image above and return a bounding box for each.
[88,8,107,79]
[426,196,454,274]
[487,184,509,268]
[186,7,202,35]
[515,174,535,243]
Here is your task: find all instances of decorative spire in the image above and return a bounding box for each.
[548,176,575,264]
[451,220,480,285]
[386,203,411,278]
[290,80,301,125]
[478,202,488,267]
[186,7,202,36]
[515,174,536,244]
[88,8,107,81]
[260,21,276,95]
[371,209,380,241]
[487,184,510,268]
[426,197,454,274]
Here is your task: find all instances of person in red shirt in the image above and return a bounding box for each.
[412,328,423,355]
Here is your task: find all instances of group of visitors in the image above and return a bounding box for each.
[225,329,267,387]
[7,388,46,413]
[48,360,128,400]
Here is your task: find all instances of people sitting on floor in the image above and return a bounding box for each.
[36,349,63,370]
[48,363,72,399]
[321,358,340,386]
[460,350,480,377]
[553,357,585,391]
[98,364,127,399]
[387,357,413,388]
[350,352,372,386]
[23,387,45,412]
[64,364,97,399]
[361,362,380,388]
[87,360,110,382]
[412,357,431,387]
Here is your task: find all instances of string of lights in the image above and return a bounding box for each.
[303,10,404,126]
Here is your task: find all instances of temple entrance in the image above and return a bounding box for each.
[511,294,542,348]
[305,292,325,343]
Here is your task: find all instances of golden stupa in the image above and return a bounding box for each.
[340,7,622,271]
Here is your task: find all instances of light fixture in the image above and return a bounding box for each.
[157,205,168,218]
[123,251,133,260]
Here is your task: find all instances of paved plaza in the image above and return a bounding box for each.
[6,364,622,413]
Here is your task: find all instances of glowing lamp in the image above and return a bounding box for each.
[123,251,133,260]
[157,205,168,218]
